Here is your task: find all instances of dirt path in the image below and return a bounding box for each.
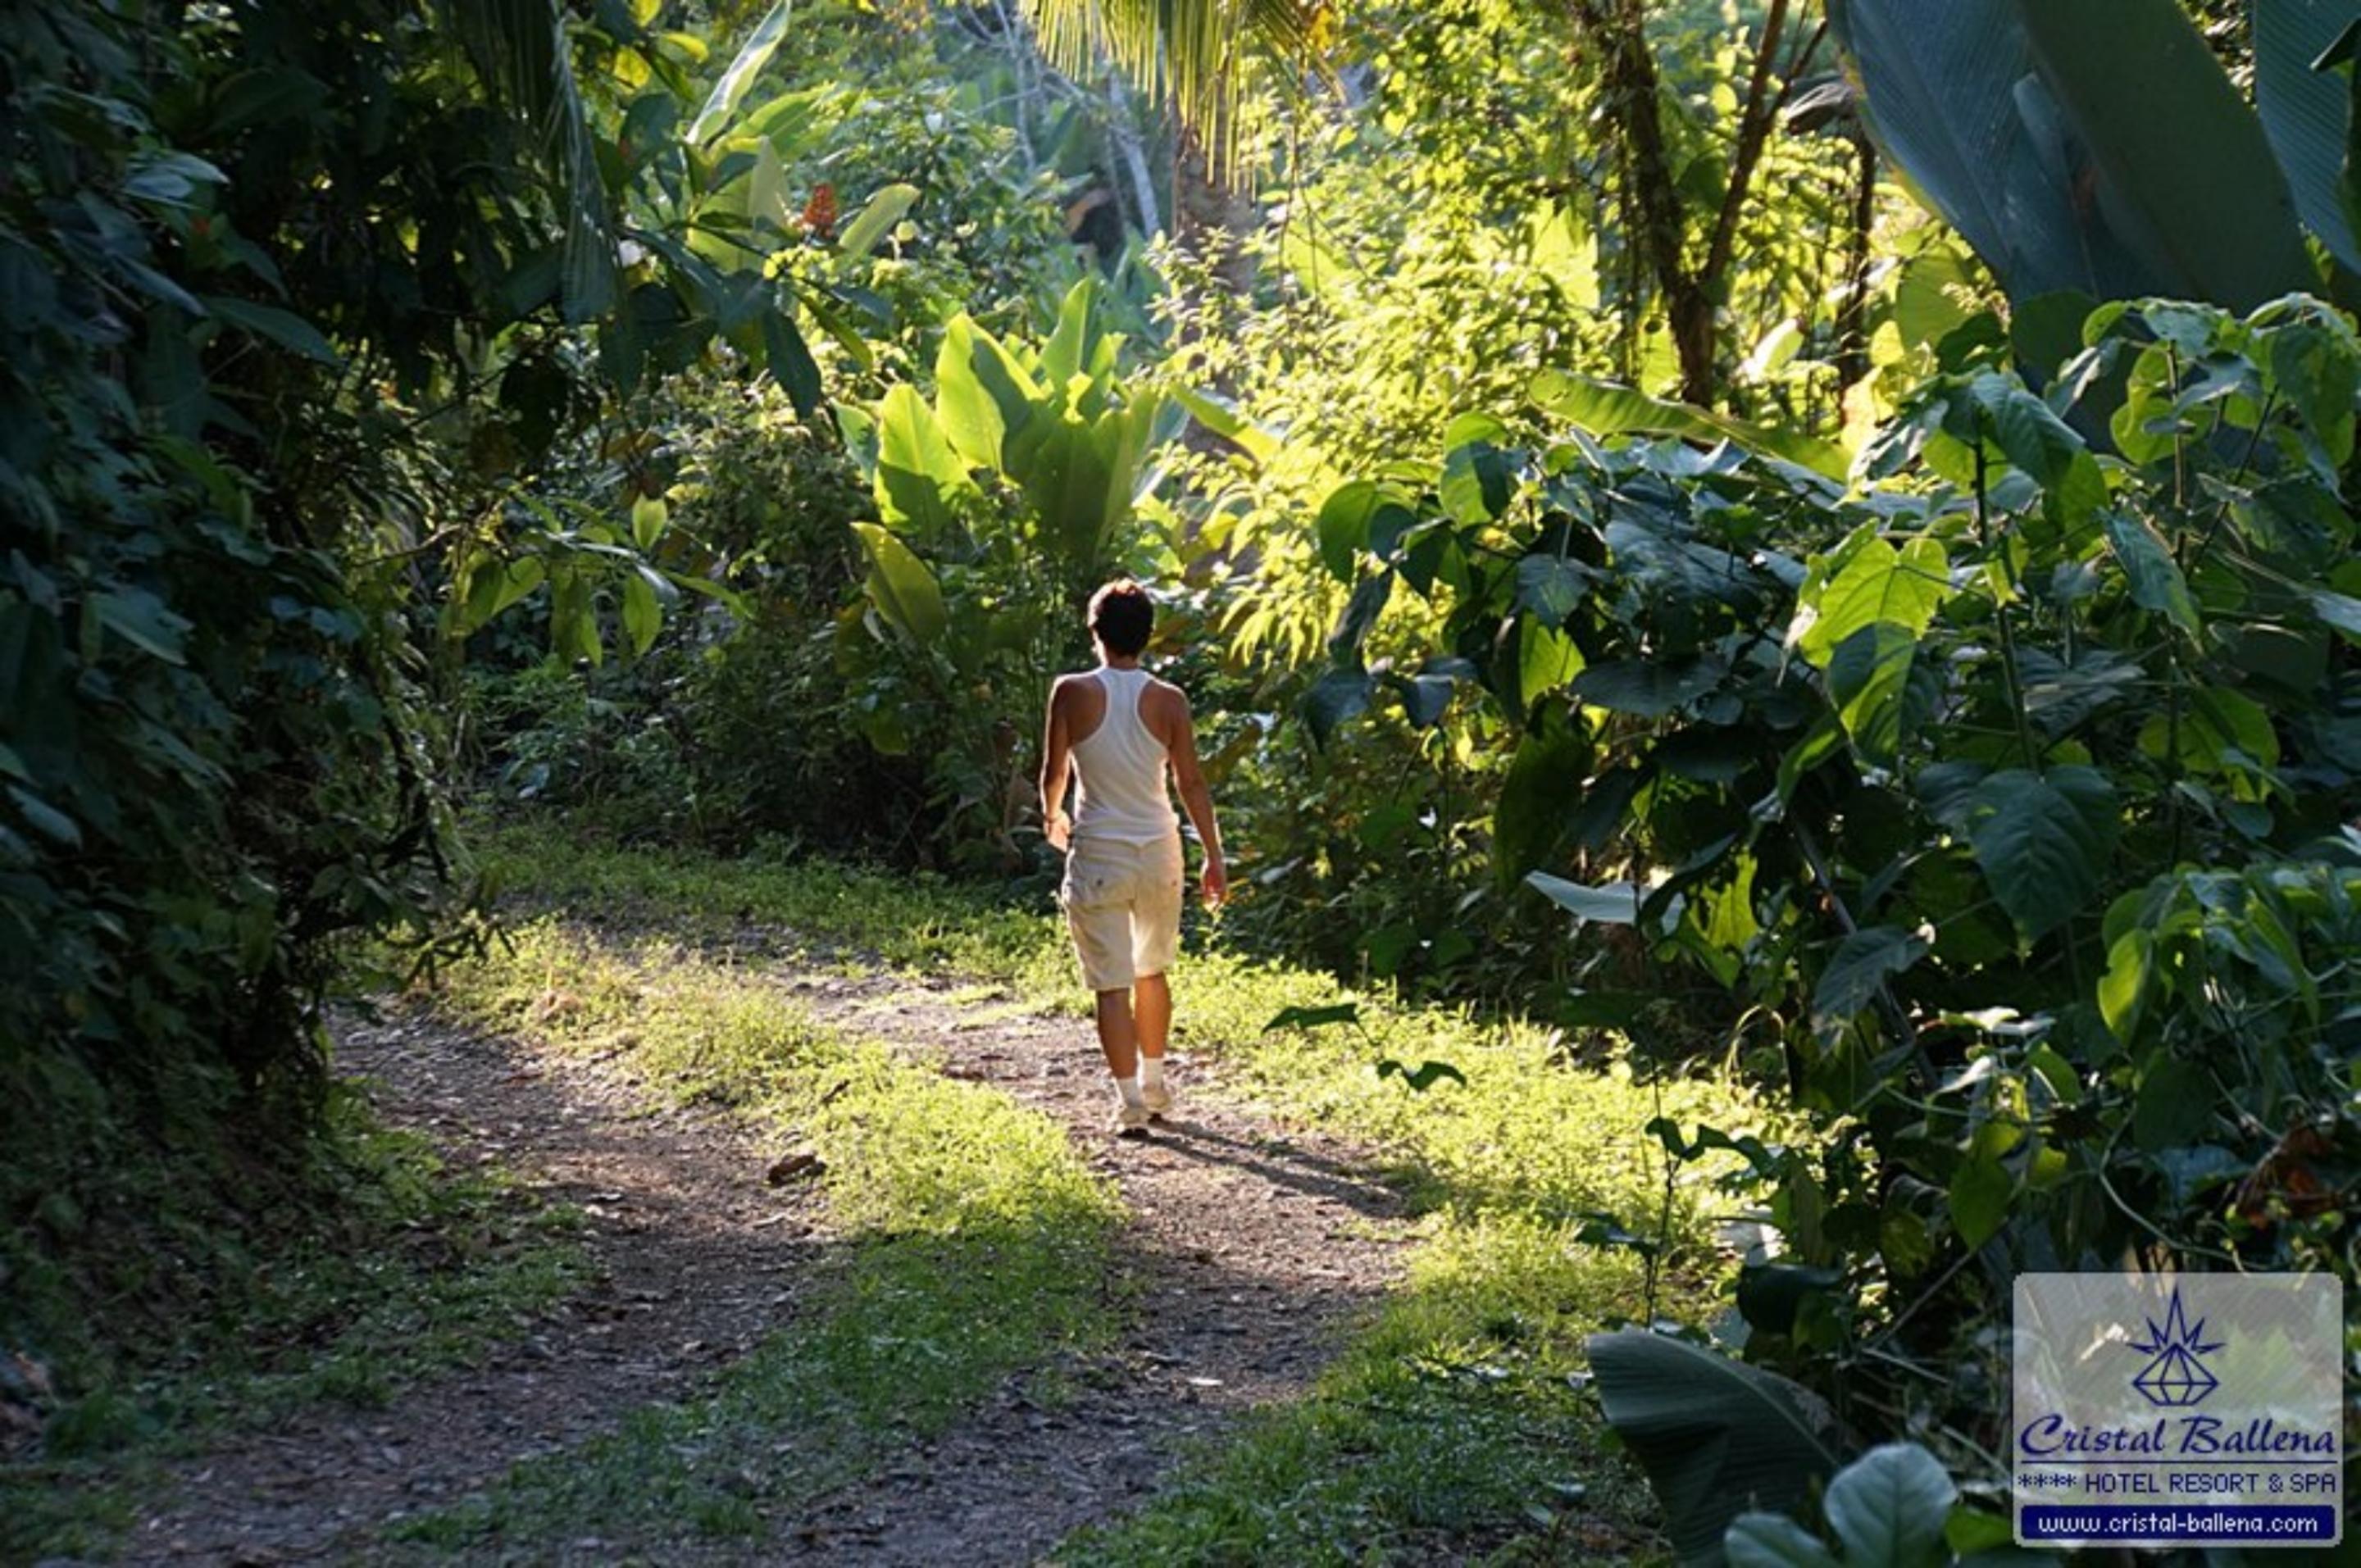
[122,1009,835,1564]
[771,973,1413,1563]
[121,953,1413,1565]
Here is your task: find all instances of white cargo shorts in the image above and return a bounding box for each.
[1059,830,1184,992]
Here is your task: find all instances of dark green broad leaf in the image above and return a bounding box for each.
[1961,766,2119,941]
[2256,0,2361,271]
[1831,0,2314,309]
[8,785,82,848]
[1813,926,1929,1025]
[1735,1262,1846,1338]
[1948,1152,2014,1248]
[2264,315,2361,467]
[1969,372,2086,490]
[852,522,946,645]
[94,589,191,664]
[1572,657,1725,718]
[205,295,339,365]
[1516,553,1593,625]
[1316,480,1418,582]
[1440,442,1519,523]
[1825,622,1929,768]
[2312,588,2361,643]
[1822,1443,1957,1568]
[1604,520,1758,612]
[208,66,331,136]
[1493,718,1590,893]
[1387,658,1465,729]
[1526,873,1640,925]
[1587,1330,1839,1568]
[2101,510,2199,633]
[2013,2,2316,307]
[1725,1512,1840,1568]
[1376,1057,1469,1092]
[1326,570,1394,663]
[762,307,824,421]
[1263,1002,1361,1033]
[1301,668,1373,747]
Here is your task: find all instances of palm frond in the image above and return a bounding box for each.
[1021,0,1326,175]
[444,0,619,322]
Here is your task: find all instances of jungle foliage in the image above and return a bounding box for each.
[8,0,2360,1559]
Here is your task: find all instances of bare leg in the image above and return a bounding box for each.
[1093,987,1139,1080]
[1134,972,1171,1061]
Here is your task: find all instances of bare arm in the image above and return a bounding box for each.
[1038,679,1073,850]
[1165,690,1227,907]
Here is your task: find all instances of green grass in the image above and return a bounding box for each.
[475,827,1775,1562]
[1,1107,589,1563]
[390,921,1124,1552]
[480,822,1765,1238]
[1055,1218,1672,1566]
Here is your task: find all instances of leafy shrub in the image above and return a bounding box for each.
[1307,295,2361,1526]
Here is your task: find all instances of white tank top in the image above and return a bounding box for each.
[1071,667,1177,845]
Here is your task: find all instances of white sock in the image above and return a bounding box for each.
[1116,1075,1145,1107]
[1140,1057,1166,1092]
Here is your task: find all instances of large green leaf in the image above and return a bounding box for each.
[1831,0,2313,309]
[1825,623,1927,766]
[1724,1514,1839,1568]
[762,308,822,421]
[2014,0,2313,308]
[1813,926,1929,1027]
[1961,766,2121,941]
[203,296,339,365]
[1315,480,1418,582]
[1531,372,1846,478]
[874,384,972,536]
[1301,668,1373,747]
[689,0,793,143]
[1492,719,1589,893]
[1526,874,1640,925]
[1827,0,2140,301]
[1039,275,1101,389]
[2255,0,2361,272]
[1587,1331,1840,1568]
[2101,509,2198,633]
[1822,1444,1956,1568]
[838,183,919,260]
[935,316,1010,472]
[852,522,947,645]
[1795,530,1949,666]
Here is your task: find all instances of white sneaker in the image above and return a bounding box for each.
[1142,1079,1174,1119]
[1114,1099,1152,1136]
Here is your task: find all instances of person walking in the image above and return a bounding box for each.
[1038,580,1227,1136]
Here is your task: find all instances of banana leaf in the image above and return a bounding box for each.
[1588,1329,1840,1567]
[1831,0,2313,309]
[2255,0,2361,273]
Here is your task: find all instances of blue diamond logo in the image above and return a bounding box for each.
[2128,1287,2223,1409]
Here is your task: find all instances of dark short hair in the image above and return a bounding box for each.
[1088,580,1153,657]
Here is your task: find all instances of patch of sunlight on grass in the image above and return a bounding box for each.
[392,924,1122,1554]
[468,829,1782,1562]
[1052,1215,1685,1567]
